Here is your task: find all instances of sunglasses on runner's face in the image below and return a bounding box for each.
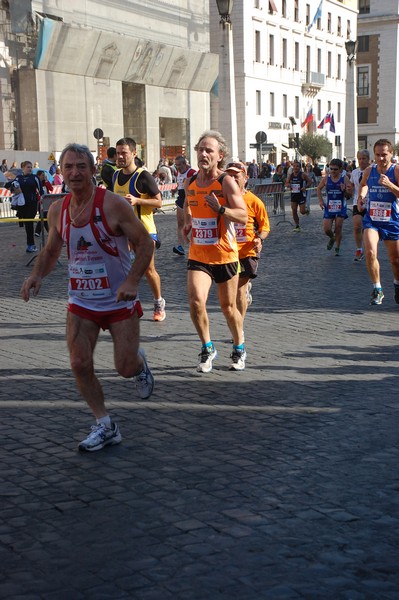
[226,162,246,172]
[329,167,339,171]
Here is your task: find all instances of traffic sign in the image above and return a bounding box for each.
[48,152,55,161]
[249,142,274,152]
[262,143,274,152]
[255,131,267,144]
[93,128,104,140]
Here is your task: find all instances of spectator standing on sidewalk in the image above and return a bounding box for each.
[173,155,196,256]
[313,162,322,186]
[183,130,247,372]
[100,147,117,189]
[317,158,350,257]
[15,161,43,253]
[247,159,259,179]
[158,160,173,200]
[112,137,166,322]
[53,167,63,186]
[358,139,399,305]
[21,143,155,452]
[34,170,54,237]
[225,161,270,329]
[49,160,58,176]
[304,163,317,214]
[272,164,286,214]
[259,162,271,179]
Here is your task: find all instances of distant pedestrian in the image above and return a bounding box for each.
[158,160,172,200]
[259,163,271,179]
[247,159,259,179]
[53,167,63,186]
[313,162,322,185]
[1,159,8,173]
[49,160,57,176]
[304,164,317,214]
[172,155,196,256]
[15,161,43,253]
[34,170,54,237]
[100,147,117,189]
[272,164,285,214]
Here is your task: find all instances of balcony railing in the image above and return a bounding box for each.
[301,71,325,96]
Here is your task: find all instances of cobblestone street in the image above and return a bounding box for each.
[0,203,398,599]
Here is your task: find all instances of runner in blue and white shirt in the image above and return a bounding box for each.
[358,138,399,305]
[317,158,350,257]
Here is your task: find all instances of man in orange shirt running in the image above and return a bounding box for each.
[183,131,248,372]
[225,161,270,325]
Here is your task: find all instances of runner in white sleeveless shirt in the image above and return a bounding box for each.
[21,143,155,452]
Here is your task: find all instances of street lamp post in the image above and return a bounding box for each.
[344,39,358,162]
[289,116,298,160]
[215,0,238,159]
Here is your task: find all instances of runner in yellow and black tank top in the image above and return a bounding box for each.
[112,167,160,236]
[114,137,165,322]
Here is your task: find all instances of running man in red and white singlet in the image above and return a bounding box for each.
[21,143,155,452]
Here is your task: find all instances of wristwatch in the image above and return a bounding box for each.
[218,205,226,215]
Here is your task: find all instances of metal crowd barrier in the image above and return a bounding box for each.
[158,183,177,209]
[154,181,291,225]
[247,177,273,189]
[0,188,13,219]
[252,182,290,225]
[0,185,65,221]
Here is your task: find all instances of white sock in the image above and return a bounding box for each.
[97,415,111,428]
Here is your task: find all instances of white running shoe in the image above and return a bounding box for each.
[197,345,218,373]
[229,348,247,371]
[78,422,122,452]
[134,349,154,399]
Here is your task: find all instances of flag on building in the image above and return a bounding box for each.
[307,0,323,33]
[318,111,335,134]
[301,107,313,128]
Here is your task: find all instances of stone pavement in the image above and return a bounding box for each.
[0,202,398,600]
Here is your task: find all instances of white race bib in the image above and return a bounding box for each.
[234,222,247,243]
[192,217,218,245]
[369,201,391,222]
[69,262,112,298]
[327,199,342,213]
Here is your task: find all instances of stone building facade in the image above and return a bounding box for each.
[0,0,218,169]
[357,0,399,152]
[210,0,358,164]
